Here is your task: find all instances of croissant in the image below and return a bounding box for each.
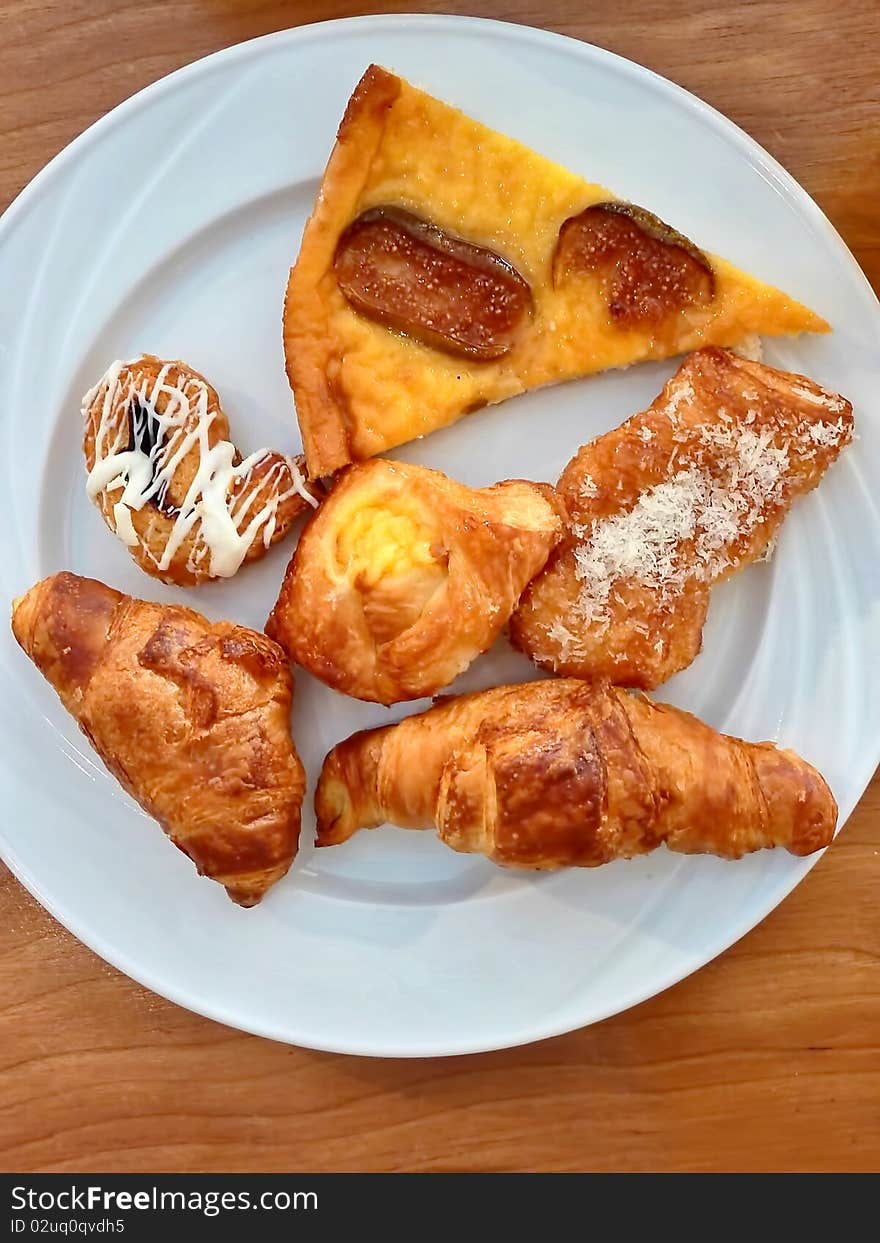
[315,678,836,868]
[266,458,565,704]
[510,348,853,688]
[82,355,317,586]
[12,572,305,905]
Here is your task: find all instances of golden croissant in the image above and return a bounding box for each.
[82,355,317,586]
[315,678,836,868]
[12,572,305,905]
[266,458,565,704]
[510,348,853,689]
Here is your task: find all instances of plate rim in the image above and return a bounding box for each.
[1,12,878,1058]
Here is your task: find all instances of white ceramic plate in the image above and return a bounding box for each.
[1,15,878,1057]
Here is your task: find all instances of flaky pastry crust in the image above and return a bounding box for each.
[315,678,837,867]
[266,458,565,704]
[12,573,305,905]
[510,348,853,688]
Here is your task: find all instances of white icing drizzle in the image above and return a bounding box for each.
[112,502,139,546]
[82,359,316,578]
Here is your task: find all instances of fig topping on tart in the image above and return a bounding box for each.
[553,202,715,326]
[334,206,533,360]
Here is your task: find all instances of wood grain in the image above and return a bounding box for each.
[1,0,878,1174]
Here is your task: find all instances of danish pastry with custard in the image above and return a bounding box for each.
[266,458,565,704]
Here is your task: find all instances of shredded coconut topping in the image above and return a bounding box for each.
[540,360,852,663]
[788,383,848,413]
[569,416,840,630]
[808,417,850,446]
[664,378,695,418]
[545,618,589,662]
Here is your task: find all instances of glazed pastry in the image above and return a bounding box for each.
[266,458,565,704]
[285,64,827,476]
[510,348,853,689]
[83,356,317,586]
[315,678,837,867]
[12,572,305,905]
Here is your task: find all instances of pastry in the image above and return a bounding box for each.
[265,458,565,704]
[510,348,853,688]
[316,678,837,867]
[12,572,305,905]
[285,64,827,476]
[83,355,317,586]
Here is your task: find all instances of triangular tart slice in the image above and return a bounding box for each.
[286,65,827,476]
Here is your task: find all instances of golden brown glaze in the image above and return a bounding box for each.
[510,348,853,689]
[284,66,402,477]
[315,679,837,868]
[284,65,826,477]
[266,458,565,704]
[12,573,305,905]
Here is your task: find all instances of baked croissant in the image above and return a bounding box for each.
[266,458,565,704]
[12,572,305,905]
[509,348,853,688]
[83,355,317,586]
[315,678,836,867]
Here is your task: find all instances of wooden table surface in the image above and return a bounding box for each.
[1,0,878,1174]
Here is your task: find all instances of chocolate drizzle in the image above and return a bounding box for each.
[126,394,179,516]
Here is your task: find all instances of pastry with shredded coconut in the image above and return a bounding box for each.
[82,355,318,586]
[510,347,853,688]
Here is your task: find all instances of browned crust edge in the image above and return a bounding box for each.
[284,65,402,478]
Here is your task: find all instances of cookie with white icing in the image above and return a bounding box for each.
[82,356,317,586]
